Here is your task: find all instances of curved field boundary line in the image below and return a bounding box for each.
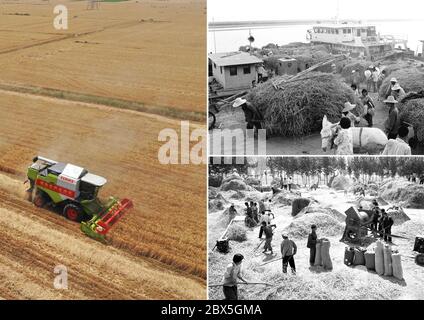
[0,83,205,123]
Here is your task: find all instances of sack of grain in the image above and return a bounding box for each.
[321,239,333,270]
[392,253,404,280]
[344,246,355,266]
[314,241,322,266]
[353,248,366,266]
[383,244,393,277]
[364,250,375,271]
[375,240,384,275]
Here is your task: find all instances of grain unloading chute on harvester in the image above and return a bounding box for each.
[25,156,133,243]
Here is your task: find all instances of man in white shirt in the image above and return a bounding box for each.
[364,68,372,92]
[264,199,271,212]
[382,125,411,155]
[288,177,293,191]
[371,67,380,93]
[223,254,248,300]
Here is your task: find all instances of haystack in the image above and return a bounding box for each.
[379,180,424,208]
[221,178,250,192]
[379,69,424,98]
[245,177,261,188]
[272,191,301,207]
[399,98,424,143]
[229,190,247,200]
[331,175,352,190]
[209,174,223,188]
[341,60,373,83]
[209,193,229,212]
[284,213,344,239]
[209,187,219,199]
[247,73,357,137]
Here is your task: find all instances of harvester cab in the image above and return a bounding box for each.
[26,156,133,243]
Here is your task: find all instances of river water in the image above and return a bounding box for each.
[208,21,424,55]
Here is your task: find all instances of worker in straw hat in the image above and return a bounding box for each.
[341,101,360,127]
[383,95,400,140]
[391,83,406,101]
[222,253,248,300]
[384,77,398,99]
[232,97,264,137]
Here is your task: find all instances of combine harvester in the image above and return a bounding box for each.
[25,156,133,243]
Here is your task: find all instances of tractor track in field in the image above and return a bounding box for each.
[0,20,151,56]
[0,187,205,299]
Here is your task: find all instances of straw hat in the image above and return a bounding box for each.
[392,83,402,90]
[384,96,398,104]
[342,101,356,112]
[390,77,397,83]
[233,97,247,108]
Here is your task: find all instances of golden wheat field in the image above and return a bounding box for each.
[0,0,206,299]
[0,0,206,113]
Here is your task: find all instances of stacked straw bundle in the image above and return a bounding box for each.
[248,73,357,136]
[379,69,424,98]
[341,61,373,83]
[399,98,424,143]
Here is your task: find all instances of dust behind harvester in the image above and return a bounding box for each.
[25,156,133,243]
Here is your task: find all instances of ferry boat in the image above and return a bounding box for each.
[307,23,408,59]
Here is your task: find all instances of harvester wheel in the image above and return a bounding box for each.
[33,192,46,208]
[63,204,84,222]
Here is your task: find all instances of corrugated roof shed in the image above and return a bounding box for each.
[208,51,263,67]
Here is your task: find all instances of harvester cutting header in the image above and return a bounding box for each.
[26,156,133,243]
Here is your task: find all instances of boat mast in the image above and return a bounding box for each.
[335,0,340,24]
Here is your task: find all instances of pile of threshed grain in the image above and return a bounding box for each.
[399,98,424,143]
[226,224,248,242]
[247,73,357,136]
[296,204,346,222]
[378,69,424,98]
[283,212,344,239]
[394,220,424,238]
